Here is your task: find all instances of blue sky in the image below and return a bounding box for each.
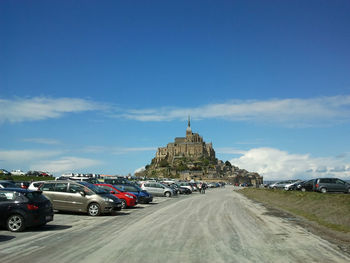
[1,0,350,180]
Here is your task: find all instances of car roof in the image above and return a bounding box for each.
[0,188,36,193]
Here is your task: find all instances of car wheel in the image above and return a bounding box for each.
[347,188,350,194]
[301,187,306,192]
[7,214,25,232]
[320,188,327,194]
[121,200,127,209]
[88,203,101,216]
[164,191,171,197]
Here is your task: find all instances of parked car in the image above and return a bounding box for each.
[57,176,100,184]
[284,180,303,191]
[25,171,41,177]
[0,180,18,189]
[28,181,46,191]
[298,179,316,192]
[269,180,297,189]
[0,169,11,175]
[114,184,153,204]
[14,181,30,189]
[177,182,193,192]
[171,183,192,194]
[95,184,137,209]
[140,182,175,197]
[0,188,53,232]
[104,177,131,185]
[38,181,122,216]
[314,178,350,193]
[11,170,26,176]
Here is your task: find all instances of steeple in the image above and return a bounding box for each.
[186,115,192,136]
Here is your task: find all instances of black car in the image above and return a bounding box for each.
[0,180,19,189]
[298,179,316,192]
[0,188,54,232]
[172,183,192,194]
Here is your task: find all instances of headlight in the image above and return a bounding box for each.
[125,194,134,199]
[104,198,114,202]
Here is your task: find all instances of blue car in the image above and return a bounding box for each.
[114,184,153,204]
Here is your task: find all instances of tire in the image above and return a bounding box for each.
[164,191,171,197]
[88,203,101,216]
[347,188,350,194]
[121,200,127,209]
[7,214,25,232]
[301,187,306,192]
[320,188,327,194]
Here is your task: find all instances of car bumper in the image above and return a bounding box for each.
[138,196,153,204]
[103,202,122,213]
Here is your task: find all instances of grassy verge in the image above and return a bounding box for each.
[238,188,350,233]
[0,175,55,182]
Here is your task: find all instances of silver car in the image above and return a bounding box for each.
[140,182,174,197]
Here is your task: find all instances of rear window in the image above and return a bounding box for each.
[25,192,47,202]
[0,191,16,201]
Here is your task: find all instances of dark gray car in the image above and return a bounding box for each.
[315,178,350,193]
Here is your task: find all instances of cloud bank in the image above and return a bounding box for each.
[0,97,107,123]
[2,95,350,127]
[229,148,350,180]
[118,95,350,126]
[30,157,102,174]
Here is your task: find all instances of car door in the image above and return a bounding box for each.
[51,183,69,210]
[334,179,346,192]
[154,183,165,195]
[0,191,13,224]
[144,183,157,195]
[67,183,87,212]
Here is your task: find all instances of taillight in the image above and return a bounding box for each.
[315,184,319,188]
[27,204,39,210]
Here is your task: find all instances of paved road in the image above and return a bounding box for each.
[0,187,349,263]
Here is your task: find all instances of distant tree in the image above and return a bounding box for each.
[145,164,150,170]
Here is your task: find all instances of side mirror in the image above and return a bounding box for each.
[79,191,86,196]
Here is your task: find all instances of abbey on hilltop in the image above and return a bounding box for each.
[154,117,216,165]
[139,117,263,186]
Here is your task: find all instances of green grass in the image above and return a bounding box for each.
[0,175,55,182]
[238,188,350,233]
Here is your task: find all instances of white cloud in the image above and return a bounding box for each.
[216,147,247,155]
[83,146,157,154]
[117,95,350,127]
[30,157,102,175]
[22,138,61,145]
[229,147,350,180]
[134,166,145,174]
[0,149,62,163]
[0,97,107,123]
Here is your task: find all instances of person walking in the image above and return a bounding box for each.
[201,182,207,194]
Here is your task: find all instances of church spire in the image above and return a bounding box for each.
[186,115,192,136]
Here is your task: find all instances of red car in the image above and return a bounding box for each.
[95,184,137,209]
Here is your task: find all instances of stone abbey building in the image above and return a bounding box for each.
[154,117,216,164]
[142,118,263,186]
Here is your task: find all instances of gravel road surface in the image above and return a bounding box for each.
[0,186,349,263]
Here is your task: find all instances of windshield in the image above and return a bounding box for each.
[116,184,139,192]
[78,182,108,194]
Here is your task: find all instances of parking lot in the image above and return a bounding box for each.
[1,187,349,263]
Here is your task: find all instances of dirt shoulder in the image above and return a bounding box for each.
[237,188,350,255]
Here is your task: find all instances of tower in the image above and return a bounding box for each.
[186,115,192,137]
